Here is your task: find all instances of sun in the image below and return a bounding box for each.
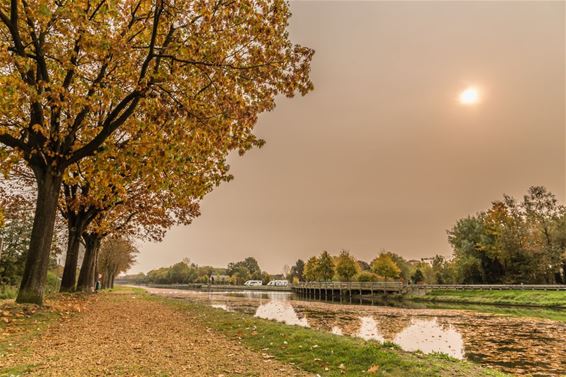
[458,87,480,105]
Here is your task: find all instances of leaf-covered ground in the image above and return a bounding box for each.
[0,290,311,377]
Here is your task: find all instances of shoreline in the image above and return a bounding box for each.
[1,287,509,377]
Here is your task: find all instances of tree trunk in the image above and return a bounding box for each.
[94,248,99,290]
[17,168,62,305]
[107,268,113,289]
[76,233,101,292]
[60,214,87,292]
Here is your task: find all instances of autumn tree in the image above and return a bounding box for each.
[73,176,203,292]
[448,187,566,284]
[0,0,313,304]
[356,271,380,282]
[380,251,412,282]
[58,108,228,291]
[97,236,138,289]
[334,250,358,281]
[371,253,401,281]
[522,186,565,282]
[304,256,319,282]
[317,251,335,281]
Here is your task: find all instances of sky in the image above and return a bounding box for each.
[131,1,565,274]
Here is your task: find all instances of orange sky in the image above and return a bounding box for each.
[132,1,565,274]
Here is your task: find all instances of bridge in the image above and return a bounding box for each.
[293,281,407,303]
[292,282,566,303]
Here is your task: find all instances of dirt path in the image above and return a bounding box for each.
[2,290,312,377]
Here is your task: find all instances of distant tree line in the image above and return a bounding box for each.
[295,187,566,285]
[124,257,277,286]
[294,250,438,284]
[100,186,566,287]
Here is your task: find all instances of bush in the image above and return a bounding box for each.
[0,285,17,299]
[45,271,61,294]
[355,271,381,282]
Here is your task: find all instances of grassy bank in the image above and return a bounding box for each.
[404,289,566,309]
[147,289,506,377]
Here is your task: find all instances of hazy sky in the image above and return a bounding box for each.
[131,1,565,274]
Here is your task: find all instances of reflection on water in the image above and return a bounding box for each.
[355,316,385,342]
[255,300,309,327]
[144,287,566,376]
[394,318,464,359]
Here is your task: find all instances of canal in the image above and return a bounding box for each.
[144,287,566,376]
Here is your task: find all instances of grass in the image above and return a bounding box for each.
[405,289,566,309]
[403,300,566,322]
[0,293,85,376]
[0,286,17,300]
[143,289,507,377]
[0,306,59,368]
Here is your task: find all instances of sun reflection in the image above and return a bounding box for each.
[393,318,464,359]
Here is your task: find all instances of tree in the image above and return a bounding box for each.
[431,255,457,284]
[447,187,566,284]
[411,269,424,284]
[355,271,380,282]
[289,259,305,282]
[381,251,412,282]
[167,261,197,284]
[522,186,565,283]
[316,251,335,281]
[0,0,313,304]
[371,253,400,280]
[261,271,271,285]
[227,257,262,284]
[97,236,138,289]
[334,250,359,281]
[304,256,319,282]
[0,183,62,286]
[58,117,217,292]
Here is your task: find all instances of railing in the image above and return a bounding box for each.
[294,281,404,290]
[419,284,566,291]
[293,282,566,291]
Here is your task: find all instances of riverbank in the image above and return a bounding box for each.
[149,288,509,377]
[0,287,506,377]
[404,289,566,309]
[1,289,309,376]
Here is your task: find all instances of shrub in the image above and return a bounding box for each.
[0,285,17,299]
[355,271,381,282]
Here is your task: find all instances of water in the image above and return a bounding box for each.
[145,287,566,376]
